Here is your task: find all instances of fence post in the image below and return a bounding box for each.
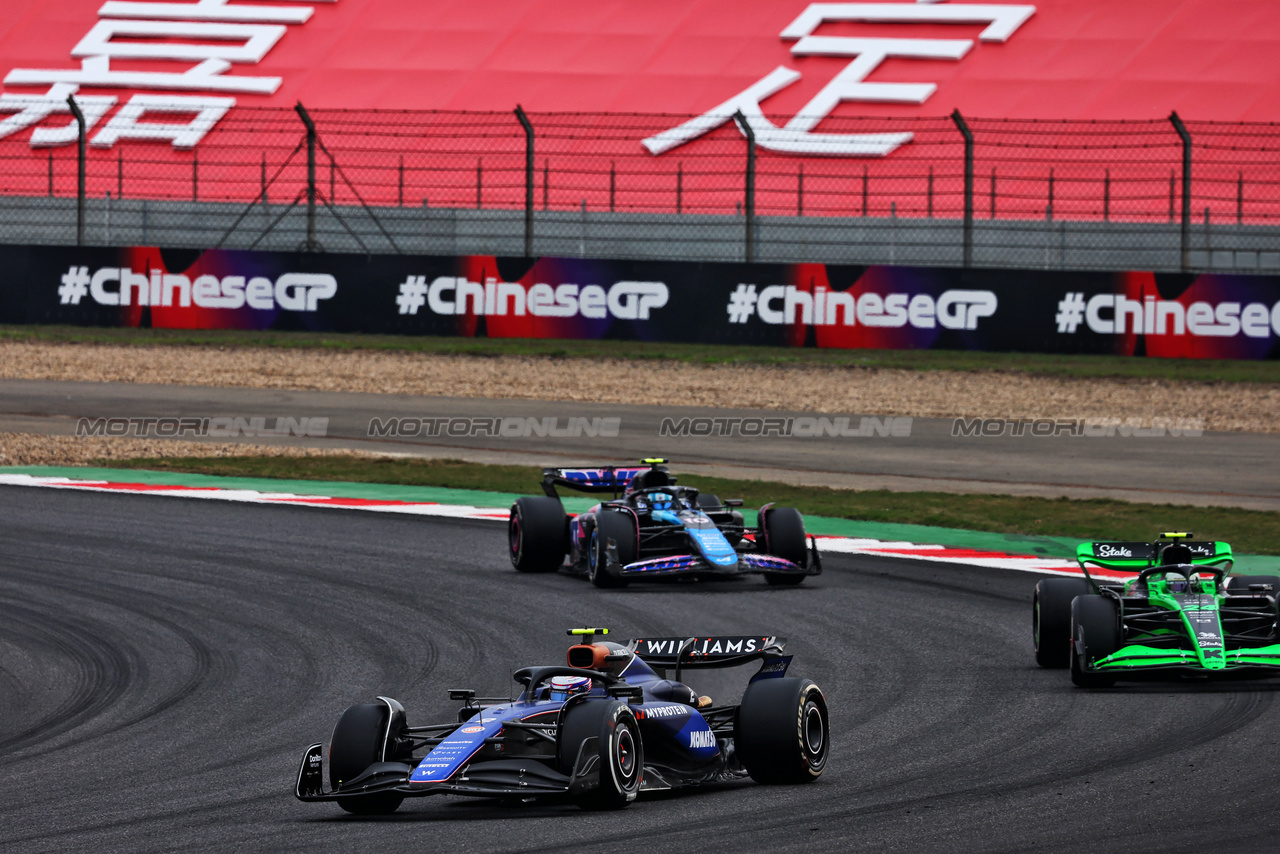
[1169,111,1192,271]
[117,149,123,199]
[1046,169,1054,221]
[193,152,199,202]
[951,109,974,268]
[676,162,683,215]
[1237,171,1243,224]
[66,95,86,246]
[1104,169,1110,222]
[732,110,756,263]
[294,101,320,252]
[798,164,804,217]
[514,104,535,257]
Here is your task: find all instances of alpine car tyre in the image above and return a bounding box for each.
[328,703,405,815]
[1070,595,1120,689]
[759,506,808,586]
[509,496,568,573]
[735,677,828,784]
[588,511,636,589]
[558,699,643,809]
[1033,578,1091,669]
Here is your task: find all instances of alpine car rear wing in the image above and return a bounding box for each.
[540,461,676,499]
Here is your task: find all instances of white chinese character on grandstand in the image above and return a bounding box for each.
[642,1,1035,158]
[0,0,333,150]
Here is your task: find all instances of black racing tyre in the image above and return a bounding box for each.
[558,700,643,810]
[735,678,828,784]
[588,511,636,589]
[695,493,723,511]
[1227,574,1280,595]
[1070,595,1120,689]
[759,506,808,585]
[328,703,404,815]
[1033,578,1091,669]
[509,496,568,573]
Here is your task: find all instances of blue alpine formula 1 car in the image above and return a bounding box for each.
[294,629,829,813]
[507,459,822,587]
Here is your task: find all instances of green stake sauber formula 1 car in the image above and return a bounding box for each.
[1034,533,1280,688]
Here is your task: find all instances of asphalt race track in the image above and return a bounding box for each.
[2,486,1279,853]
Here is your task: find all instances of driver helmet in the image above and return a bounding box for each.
[549,674,593,702]
[650,491,674,511]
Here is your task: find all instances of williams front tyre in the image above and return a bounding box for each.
[328,703,405,815]
[558,700,643,809]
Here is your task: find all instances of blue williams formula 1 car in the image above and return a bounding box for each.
[507,459,821,587]
[294,629,829,814]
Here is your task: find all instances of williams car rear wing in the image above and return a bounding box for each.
[632,636,790,683]
[541,463,676,499]
[631,636,787,681]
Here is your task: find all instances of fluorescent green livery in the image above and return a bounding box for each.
[1034,533,1280,687]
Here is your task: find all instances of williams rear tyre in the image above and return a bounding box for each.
[328,703,404,815]
[588,511,636,589]
[558,700,643,810]
[759,506,808,586]
[1033,578,1091,669]
[735,678,828,784]
[509,496,568,573]
[1070,594,1121,689]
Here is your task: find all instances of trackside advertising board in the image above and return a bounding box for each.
[5,244,1280,359]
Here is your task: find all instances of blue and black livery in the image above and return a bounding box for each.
[508,459,822,587]
[294,629,829,814]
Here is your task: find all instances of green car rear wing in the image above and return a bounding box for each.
[1075,534,1233,590]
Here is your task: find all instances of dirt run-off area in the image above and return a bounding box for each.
[0,433,374,467]
[1,339,1277,434]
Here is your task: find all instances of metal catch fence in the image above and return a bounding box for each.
[1,102,1278,273]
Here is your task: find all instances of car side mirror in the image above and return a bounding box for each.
[724,499,744,507]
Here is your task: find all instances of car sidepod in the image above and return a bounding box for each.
[633,701,720,774]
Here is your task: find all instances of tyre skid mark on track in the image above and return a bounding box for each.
[0,474,1123,581]
[0,571,234,767]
